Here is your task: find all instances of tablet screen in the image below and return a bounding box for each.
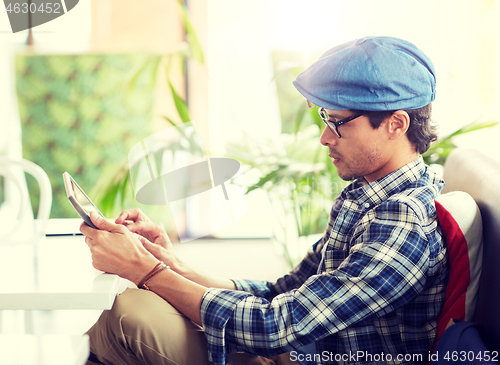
[63,172,104,229]
[68,176,100,215]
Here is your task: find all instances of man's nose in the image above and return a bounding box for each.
[320,126,338,146]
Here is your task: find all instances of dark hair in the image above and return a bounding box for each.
[353,104,437,154]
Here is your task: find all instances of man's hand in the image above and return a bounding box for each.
[115,208,182,272]
[83,211,207,326]
[80,211,159,286]
[115,208,169,248]
[113,208,236,291]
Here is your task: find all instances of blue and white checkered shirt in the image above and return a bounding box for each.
[200,157,447,365]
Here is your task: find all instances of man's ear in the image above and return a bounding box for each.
[386,110,410,139]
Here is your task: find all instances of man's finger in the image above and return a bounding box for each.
[80,221,94,237]
[90,211,124,233]
[114,211,130,225]
[115,208,145,224]
[123,221,155,234]
[136,234,150,246]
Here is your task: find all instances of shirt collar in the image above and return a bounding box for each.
[342,156,430,210]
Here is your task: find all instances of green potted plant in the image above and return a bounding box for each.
[226,115,498,268]
[91,0,205,233]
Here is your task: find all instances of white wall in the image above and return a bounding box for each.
[204,0,500,238]
[2,1,499,237]
[0,0,91,158]
[206,0,500,158]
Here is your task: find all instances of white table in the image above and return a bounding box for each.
[0,233,124,332]
[0,334,89,365]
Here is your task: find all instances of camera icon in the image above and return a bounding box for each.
[4,0,80,33]
[128,122,247,242]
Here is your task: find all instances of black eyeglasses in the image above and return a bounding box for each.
[318,107,364,138]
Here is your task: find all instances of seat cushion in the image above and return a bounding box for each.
[432,191,483,350]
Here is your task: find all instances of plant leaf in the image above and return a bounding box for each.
[176,0,205,64]
[293,106,307,135]
[246,168,284,194]
[449,119,499,138]
[161,116,205,157]
[167,79,191,124]
[125,55,162,98]
[119,172,130,209]
[423,119,499,165]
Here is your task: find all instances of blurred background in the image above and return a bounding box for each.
[1,0,500,247]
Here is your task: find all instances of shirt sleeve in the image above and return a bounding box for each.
[231,237,325,300]
[200,201,435,365]
[229,195,346,300]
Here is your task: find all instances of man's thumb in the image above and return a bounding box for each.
[90,211,112,230]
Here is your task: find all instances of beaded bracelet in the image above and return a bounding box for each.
[137,261,170,290]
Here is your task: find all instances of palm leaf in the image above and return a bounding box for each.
[447,120,499,139]
[162,116,205,157]
[246,167,285,194]
[176,0,205,64]
[125,55,162,100]
[423,119,499,165]
[168,79,191,124]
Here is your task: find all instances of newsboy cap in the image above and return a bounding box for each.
[292,36,436,111]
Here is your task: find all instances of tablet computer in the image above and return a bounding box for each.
[62,172,104,229]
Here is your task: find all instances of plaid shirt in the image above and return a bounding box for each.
[200,157,447,365]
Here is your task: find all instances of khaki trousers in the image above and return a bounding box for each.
[86,288,296,365]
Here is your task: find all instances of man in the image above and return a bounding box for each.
[82,36,447,365]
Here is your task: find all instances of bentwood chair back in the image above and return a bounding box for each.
[0,156,52,244]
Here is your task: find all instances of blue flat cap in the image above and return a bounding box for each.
[293,36,436,111]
